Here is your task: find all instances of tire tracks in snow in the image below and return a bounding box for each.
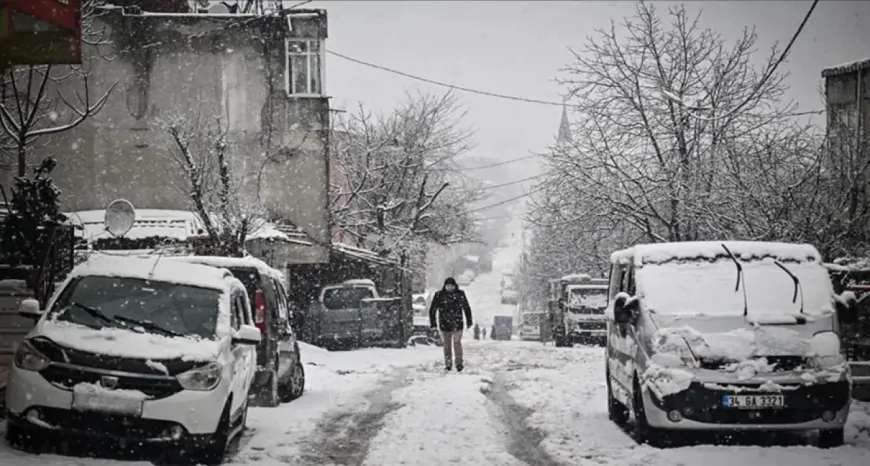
[480,371,565,466]
[293,368,409,466]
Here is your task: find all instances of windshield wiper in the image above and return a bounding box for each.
[773,260,805,314]
[70,302,125,327]
[721,244,749,317]
[112,315,183,337]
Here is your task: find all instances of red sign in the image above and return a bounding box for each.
[2,0,80,33]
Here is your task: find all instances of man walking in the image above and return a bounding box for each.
[429,277,473,371]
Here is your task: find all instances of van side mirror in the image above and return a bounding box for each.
[232,325,262,345]
[613,295,639,325]
[19,298,45,320]
[835,292,857,323]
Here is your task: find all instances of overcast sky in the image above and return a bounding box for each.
[308,0,870,185]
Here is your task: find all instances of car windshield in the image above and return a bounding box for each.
[567,288,607,308]
[322,287,374,310]
[50,276,222,339]
[638,259,835,316]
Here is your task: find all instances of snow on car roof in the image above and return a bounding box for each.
[343,279,376,287]
[611,241,822,267]
[70,254,238,292]
[170,255,285,284]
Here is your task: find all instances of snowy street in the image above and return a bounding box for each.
[3,228,870,466]
[5,340,868,466]
[3,239,870,466]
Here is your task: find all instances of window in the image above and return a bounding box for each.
[50,276,221,340]
[272,278,289,321]
[321,287,374,310]
[285,39,323,96]
[230,292,244,330]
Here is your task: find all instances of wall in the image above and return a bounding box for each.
[4,9,331,251]
[825,66,869,152]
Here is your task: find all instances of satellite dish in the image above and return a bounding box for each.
[104,199,136,238]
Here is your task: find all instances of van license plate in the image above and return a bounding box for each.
[72,392,143,416]
[722,394,784,409]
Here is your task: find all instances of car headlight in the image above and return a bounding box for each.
[810,331,846,369]
[176,362,223,391]
[14,340,50,372]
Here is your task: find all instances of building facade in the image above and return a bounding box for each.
[20,6,332,260]
[823,58,869,159]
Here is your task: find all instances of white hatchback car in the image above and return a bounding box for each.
[4,255,260,465]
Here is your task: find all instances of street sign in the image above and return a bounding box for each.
[0,0,82,72]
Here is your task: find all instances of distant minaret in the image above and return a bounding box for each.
[556,100,572,147]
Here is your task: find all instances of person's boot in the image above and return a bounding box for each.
[456,362,464,372]
[445,362,452,371]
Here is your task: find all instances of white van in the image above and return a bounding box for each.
[605,241,851,448]
[4,255,260,465]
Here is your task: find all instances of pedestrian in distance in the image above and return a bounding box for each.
[429,277,473,372]
[473,323,481,340]
[482,327,487,339]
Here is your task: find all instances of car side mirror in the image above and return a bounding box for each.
[232,325,262,345]
[613,296,639,325]
[18,298,45,320]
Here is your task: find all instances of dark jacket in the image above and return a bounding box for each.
[429,277,473,332]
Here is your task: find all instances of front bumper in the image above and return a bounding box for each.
[643,379,851,431]
[566,319,607,342]
[5,363,228,438]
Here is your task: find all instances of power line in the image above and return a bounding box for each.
[481,173,543,190]
[467,182,550,214]
[460,154,540,171]
[327,49,567,108]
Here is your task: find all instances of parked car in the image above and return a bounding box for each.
[605,241,852,448]
[171,255,305,407]
[408,316,443,347]
[4,255,260,465]
[310,279,402,349]
[456,270,475,287]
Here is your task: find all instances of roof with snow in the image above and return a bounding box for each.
[66,209,205,242]
[821,57,870,78]
[612,241,822,267]
[69,254,241,292]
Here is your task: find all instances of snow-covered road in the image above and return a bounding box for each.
[3,234,870,465]
[3,339,870,465]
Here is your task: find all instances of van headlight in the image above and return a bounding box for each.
[176,362,223,391]
[810,331,846,369]
[14,340,50,372]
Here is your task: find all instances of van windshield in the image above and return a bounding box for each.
[637,259,834,316]
[322,287,374,310]
[50,276,222,339]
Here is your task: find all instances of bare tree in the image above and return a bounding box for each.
[521,1,822,301]
[0,0,115,177]
[330,92,481,263]
[164,116,266,256]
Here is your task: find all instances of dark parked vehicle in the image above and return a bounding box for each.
[172,256,305,407]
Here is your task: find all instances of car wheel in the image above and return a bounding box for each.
[818,428,844,448]
[186,401,230,466]
[633,377,667,447]
[607,375,630,425]
[280,357,306,402]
